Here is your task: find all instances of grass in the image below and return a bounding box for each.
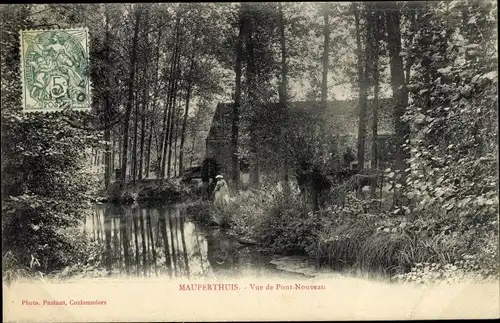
[209,183,499,283]
[316,220,375,270]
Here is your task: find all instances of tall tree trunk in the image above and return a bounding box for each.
[167,55,182,178]
[354,2,369,186]
[161,89,173,178]
[189,136,196,168]
[129,134,134,179]
[245,5,260,187]
[147,27,162,179]
[405,3,417,85]
[386,4,410,205]
[321,3,329,106]
[173,101,180,177]
[145,120,153,178]
[317,3,331,172]
[278,2,289,187]
[132,63,140,185]
[166,96,177,178]
[91,210,96,241]
[370,10,381,199]
[103,6,112,189]
[179,54,195,174]
[154,124,162,177]
[117,130,122,179]
[160,18,180,178]
[160,77,173,177]
[137,13,151,181]
[231,3,244,188]
[162,50,180,178]
[138,75,148,181]
[120,6,142,184]
[96,211,101,242]
[111,137,115,181]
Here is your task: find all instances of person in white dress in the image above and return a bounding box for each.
[213,175,230,208]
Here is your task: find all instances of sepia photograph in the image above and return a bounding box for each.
[1,1,499,322]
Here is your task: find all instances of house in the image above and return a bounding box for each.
[205,99,396,185]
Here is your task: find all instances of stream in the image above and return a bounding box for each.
[5,203,498,321]
[83,203,317,279]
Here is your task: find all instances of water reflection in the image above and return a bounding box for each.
[84,203,270,278]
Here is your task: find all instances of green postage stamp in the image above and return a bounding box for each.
[20,28,91,113]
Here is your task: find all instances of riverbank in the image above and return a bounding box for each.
[206,184,499,284]
[5,185,494,287]
[103,178,198,204]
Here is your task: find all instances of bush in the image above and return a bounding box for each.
[108,178,193,203]
[185,201,215,225]
[2,226,106,284]
[208,180,497,284]
[393,255,499,285]
[2,251,42,284]
[210,186,276,231]
[52,227,108,280]
[316,197,498,279]
[1,111,101,275]
[255,201,320,255]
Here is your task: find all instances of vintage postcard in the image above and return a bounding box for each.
[2,2,499,322]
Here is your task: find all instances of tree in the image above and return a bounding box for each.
[385,2,410,205]
[178,52,195,174]
[244,3,260,187]
[278,2,289,186]
[231,3,244,186]
[370,5,382,199]
[320,3,330,106]
[103,5,113,188]
[137,7,154,180]
[120,4,142,183]
[159,15,181,179]
[353,2,369,183]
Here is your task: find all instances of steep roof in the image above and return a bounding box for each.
[207,103,233,141]
[206,99,394,141]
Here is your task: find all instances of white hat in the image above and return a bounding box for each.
[215,175,223,179]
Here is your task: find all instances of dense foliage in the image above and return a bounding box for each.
[1,5,102,279]
[211,0,498,284]
[1,112,102,275]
